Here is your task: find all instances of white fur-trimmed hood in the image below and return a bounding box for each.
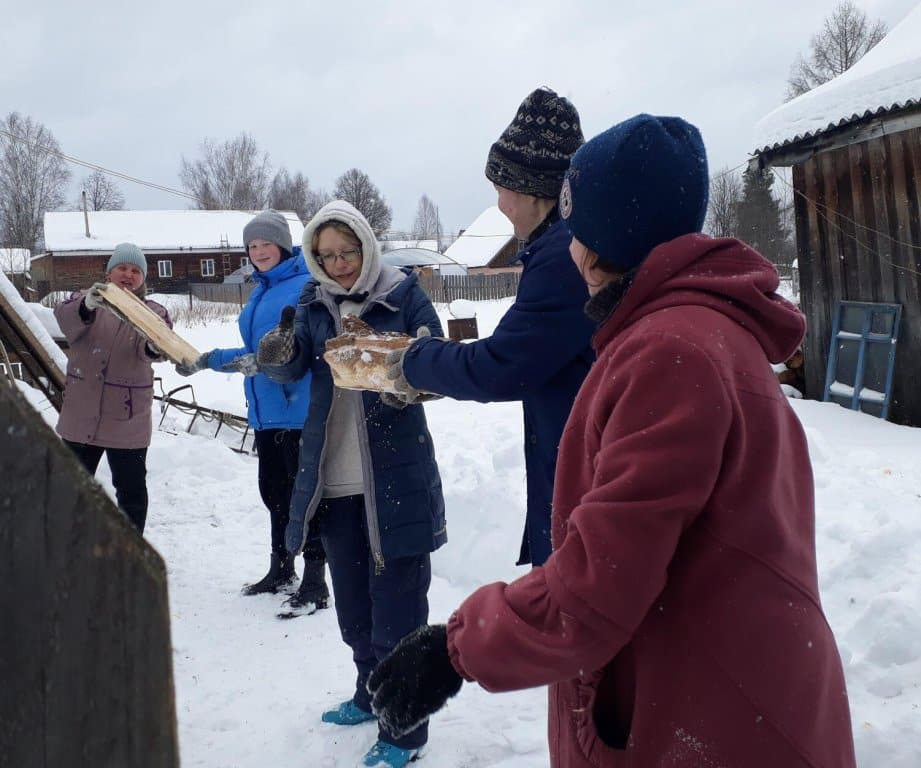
[302,200,382,298]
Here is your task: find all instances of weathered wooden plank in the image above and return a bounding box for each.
[0,288,66,409]
[0,382,179,768]
[97,284,200,367]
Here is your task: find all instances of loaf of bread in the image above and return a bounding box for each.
[323,315,414,393]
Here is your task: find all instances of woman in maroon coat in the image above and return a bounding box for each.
[367,115,857,767]
[55,242,171,534]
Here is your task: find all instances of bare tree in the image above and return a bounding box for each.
[179,132,271,210]
[705,167,743,239]
[77,169,125,211]
[268,168,331,223]
[333,168,393,236]
[787,1,887,99]
[411,194,443,248]
[0,112,71,253]
[0,247,30,274]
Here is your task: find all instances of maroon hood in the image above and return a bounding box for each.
[595,233,805,364]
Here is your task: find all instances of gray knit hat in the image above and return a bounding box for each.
[106,242,147,276]
[485,87,584,199]
[243,209,293,256]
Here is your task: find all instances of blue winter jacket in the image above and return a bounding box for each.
[402,219,595,566]
[261,269,446,569]
[208,250,312,431]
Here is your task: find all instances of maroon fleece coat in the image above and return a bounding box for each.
[446,234,856,768]
[55,290,171,450]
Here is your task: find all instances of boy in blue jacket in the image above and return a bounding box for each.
[177,209,328,616]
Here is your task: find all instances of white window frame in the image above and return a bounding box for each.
[240,256,250,267]
[157,260,173,278]
[201,258,216,277]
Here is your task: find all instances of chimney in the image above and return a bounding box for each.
[82,190,90,237]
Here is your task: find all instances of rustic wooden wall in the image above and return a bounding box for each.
[0,383,179,768]
[792,125,921,425]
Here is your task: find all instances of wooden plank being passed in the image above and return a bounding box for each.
[323,315,426,394]
[97,285,200,367]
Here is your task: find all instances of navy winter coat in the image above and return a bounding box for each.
[261,269,446,569]
[402,219,594,565]
[207,250,312,431]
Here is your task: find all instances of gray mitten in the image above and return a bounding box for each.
[175,352,211,377]
[257,306,297,366]
[380,392,409,410]
[83,282,107,312]
[221,353,259,376]
[385,325,431,400]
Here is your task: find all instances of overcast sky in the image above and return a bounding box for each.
[2,0,917,236]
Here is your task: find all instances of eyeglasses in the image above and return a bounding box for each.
[316,248,361,266]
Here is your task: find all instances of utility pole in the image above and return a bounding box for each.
[82,190,90,238]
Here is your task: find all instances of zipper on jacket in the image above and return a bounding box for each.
[355,390,385,574]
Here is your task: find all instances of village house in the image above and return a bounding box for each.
[443,206,519,274]
[34,210,304,298]
[751,4,921,426]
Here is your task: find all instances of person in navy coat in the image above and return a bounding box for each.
[387,88,595,567]
[177,210,328,616]
[257,200,446,768]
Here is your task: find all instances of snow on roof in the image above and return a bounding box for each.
[1,248,31,274]
[43,210,304,253]
[443,206,515,268]
[382,247,462,268]
[752,3,921,153]
[381,239,439,252]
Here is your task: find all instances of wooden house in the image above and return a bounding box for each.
[35,210,303,298]
[751,5,921,425]
[443,206,520,275]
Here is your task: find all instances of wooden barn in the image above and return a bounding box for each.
[751,5,921,425]
[35,210,303,298]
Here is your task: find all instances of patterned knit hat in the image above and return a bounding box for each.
[485,87,584,200]
[561,114,709,272]
[106,242,147,276]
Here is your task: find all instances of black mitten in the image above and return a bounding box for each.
[367,624,463,738]
[257,305,297,366]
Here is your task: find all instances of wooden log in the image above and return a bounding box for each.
[323,315,420,394]
[0,382,179,768]
[97,284,200,367]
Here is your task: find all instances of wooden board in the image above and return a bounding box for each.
[323,315,419,394]
[98,284,200,366]
[1,381,180,767]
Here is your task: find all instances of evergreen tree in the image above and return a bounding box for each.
[735,168,789,265]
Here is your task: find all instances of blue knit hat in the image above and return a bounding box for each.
[560,114,709,272]
[106,242,147,276]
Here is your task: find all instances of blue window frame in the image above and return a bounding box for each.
[823,301,901,419]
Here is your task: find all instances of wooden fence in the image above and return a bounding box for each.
[190,271,522,307]
[0,383,179,767]
[417,272,521,303]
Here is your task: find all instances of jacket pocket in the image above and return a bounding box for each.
[100,383,132,421]
[568,663,633,767]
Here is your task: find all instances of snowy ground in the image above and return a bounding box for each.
[23,295,921,767]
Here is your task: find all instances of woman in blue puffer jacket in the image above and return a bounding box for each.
[176,209,328,617]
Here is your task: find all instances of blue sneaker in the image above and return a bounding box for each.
[361,740,421,767]
[321,699,376,726]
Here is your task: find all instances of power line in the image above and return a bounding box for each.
[0,127,197,201]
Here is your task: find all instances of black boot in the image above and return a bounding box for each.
[242,552,296,596]
[276,557,330,619]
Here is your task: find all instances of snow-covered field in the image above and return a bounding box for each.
[22,295,921,767]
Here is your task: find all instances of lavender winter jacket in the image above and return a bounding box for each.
[55,291,171,450]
